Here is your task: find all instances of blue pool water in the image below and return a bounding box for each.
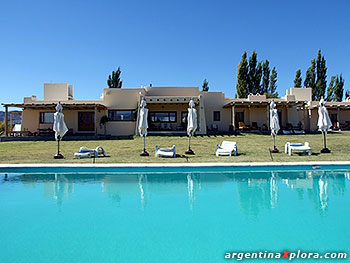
[0,166,349,263]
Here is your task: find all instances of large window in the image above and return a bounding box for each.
[109,110,137,121]
[213,111,221,121]
[40,112,54,124]
[149,112,177,123]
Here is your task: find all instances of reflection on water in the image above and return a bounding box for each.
[1,169,349,216]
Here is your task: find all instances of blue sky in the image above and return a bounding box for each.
[1,0,349,110]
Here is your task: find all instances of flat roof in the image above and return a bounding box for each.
[2,102,107,110]
[224,100,304,108]
[308,101,350,110]
[145,96,199,104]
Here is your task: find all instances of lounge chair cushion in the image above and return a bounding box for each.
[216,141,237,156]
[74,146,106,159]
[155,145,176,158]
[285,142,312,156]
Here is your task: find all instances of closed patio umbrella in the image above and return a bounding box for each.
[185,99,197,155]
[138,99,149,156]
[270,101,280,153]
[53,103,68,159]
[317,98,332,153]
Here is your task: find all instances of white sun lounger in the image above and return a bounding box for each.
[74,146,106,159]
[285,142,312,156]
[216,141,238,156]
[155,145,176,158]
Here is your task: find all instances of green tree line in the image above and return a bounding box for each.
[294,49,346,101]
[236,51,278,98]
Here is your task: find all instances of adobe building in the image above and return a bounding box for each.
[2,83,350,137]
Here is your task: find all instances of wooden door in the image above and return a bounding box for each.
[78,112,95,131]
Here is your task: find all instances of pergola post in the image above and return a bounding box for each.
[198,95,207,135]
[10,111,13,129]
[302,105,306,130]
[247,105,251,127]
[94,105,98,136]
[4,105,8,136]
[266,104,270,131]
[232,104,236,131]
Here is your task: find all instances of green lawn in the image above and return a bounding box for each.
[0,132,350,164]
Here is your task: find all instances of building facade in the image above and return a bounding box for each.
[3,84,350,137]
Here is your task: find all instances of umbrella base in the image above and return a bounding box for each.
[270,147,279,153]
[54,153,64,159]
[321,148,331,153]
[140,151,149,157]
[185,149,195,155]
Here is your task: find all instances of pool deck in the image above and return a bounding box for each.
[1,161,350,168]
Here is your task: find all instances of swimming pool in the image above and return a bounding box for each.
[1,164,349,263]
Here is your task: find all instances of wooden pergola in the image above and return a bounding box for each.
[224,100,306,131]
[2,102,107,136]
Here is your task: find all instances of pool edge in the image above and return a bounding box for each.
[1,161,350,168]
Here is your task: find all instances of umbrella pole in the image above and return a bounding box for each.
[140,135,149,156]
[185,135,195,155]
[321,131,331,153]
[271,134,279,153]
[54,136,64,159]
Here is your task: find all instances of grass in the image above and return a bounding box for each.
[0,132,350,164]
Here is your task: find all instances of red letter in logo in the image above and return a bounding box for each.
[282,251,290,259]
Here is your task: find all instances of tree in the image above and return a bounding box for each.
[315,49,327,100]
[107,67,123,88]
[268,67,278,98]
[304,59,316,98]
[294,69,302,88]
[326,76,336,101]
[345,90,350,100]
[248,51,262,94]
[333,74,345,102]
[236,52,249,98]
[262,60,270,95]
[202,79,209,92]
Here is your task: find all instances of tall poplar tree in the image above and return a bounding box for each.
[315,49,327,100]
[248,51,262,94]
[262,60,270,95]
[326,76,336,101]
[294,69,302,88]
[268,67,278,98]
[333,74,345,102]
[236,52,249,98]
[304,59,316,99]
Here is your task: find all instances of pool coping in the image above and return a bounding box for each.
[0,161,349,168]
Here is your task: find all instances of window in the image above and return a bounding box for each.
[40,112,54,124]
[108,110,137,121]
[149,112,177,123]
[181,111,188,124]
[213,111,220,121]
